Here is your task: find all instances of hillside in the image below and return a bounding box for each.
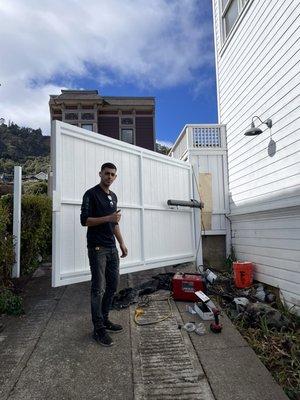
[0,123,50,174]
[0,123,170,175]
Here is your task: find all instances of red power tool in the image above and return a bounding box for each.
[210,308,222,333]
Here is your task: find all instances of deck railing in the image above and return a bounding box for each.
[170,124,226,159]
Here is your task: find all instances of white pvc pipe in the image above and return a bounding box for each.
[12,166,22,278]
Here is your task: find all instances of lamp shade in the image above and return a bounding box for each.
[244,126,263,136]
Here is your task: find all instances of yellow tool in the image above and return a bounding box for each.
[134,307,144,320]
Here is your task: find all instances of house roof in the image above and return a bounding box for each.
[50,90,102,102]
[49,90,155,107]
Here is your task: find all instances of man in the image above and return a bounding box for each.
[80,162,128,347]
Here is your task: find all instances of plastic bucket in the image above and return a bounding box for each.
[233,261,253,288]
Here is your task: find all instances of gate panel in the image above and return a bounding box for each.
[52,121,195,287]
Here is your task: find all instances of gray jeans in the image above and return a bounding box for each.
[88,247,120,330]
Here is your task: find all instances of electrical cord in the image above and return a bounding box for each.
[134,296,174,326]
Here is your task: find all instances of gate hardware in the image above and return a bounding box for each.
[167,199,204,209]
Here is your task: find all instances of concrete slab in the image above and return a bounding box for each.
[130,291,215,400]
[198,346,289,400]
[176,301,248,350]
[0,263,290,400]
[6,281,133,400]
[1,273,133,400]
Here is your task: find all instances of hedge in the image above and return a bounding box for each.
[0,201,14,287]
[0,194,52,276]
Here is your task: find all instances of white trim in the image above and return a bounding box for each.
[202,230,227,235]
[51,122,62,288]
[56,255,195,286]
[139,155,145,264]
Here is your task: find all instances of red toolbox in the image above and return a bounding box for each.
[172,273,206,302]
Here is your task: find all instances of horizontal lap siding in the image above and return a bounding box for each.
[135,117,155,151]
[212,0,300,311]
[98,117,119,140]
[214,0,300,212]
[231,209,300,311]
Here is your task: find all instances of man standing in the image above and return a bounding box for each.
[80,162,128,347]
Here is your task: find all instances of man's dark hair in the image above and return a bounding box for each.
[101,162,117,171]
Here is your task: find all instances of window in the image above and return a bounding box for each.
[81,124,93,131]
[222,0,249,39]
[121,117,134,125]
[81,112,94,120]
[121,128,134,144]
[65,112,78,120]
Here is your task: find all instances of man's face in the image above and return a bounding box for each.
[99,168,117,187]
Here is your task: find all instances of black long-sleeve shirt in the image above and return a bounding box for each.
[80,184,118,248]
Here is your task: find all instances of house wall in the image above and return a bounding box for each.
[98,116,119,140]
[212,0,300,311]
[136,117,155,150]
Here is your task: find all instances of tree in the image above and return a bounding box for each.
[155,142,171,155]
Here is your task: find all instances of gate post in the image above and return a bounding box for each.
[12,166,22,278]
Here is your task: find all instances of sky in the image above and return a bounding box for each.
[0,0,218,147]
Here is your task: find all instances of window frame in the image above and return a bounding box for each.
[119,113,136,145]
[221,0,249,41]
[81,123,94,131]
[121,128,134,145]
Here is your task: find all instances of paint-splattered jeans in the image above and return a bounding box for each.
[88,246,119,330]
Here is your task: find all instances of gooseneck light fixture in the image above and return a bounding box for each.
[244,116,272,136]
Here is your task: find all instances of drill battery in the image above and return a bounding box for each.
[172,272,206,302]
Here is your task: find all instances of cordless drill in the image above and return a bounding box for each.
[210,308,222,333]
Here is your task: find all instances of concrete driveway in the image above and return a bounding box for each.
[0,264,288,400]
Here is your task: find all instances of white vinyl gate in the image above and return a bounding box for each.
[51,121,196,287]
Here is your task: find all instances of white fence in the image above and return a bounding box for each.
[51,121,196,287]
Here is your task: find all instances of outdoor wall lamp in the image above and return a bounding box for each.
[244,116,273,136]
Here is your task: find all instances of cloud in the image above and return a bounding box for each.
[0,0,213,134]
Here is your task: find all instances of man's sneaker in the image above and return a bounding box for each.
[93,328,114,346]
[104,320,123,333]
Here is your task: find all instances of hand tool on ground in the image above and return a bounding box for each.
[210,308,222,333]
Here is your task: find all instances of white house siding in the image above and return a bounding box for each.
[212,0,300,311]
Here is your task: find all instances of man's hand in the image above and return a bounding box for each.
[120,243,128,258]
[109,211,121,224]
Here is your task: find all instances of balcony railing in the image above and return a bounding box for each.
[169,124,226,160]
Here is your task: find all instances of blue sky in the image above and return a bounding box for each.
[0,0,217,146]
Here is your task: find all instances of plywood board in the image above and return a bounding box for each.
[199,173,212,231]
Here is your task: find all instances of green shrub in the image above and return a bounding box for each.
[0,202,15,287]
[23,181,48,195]
[21,194,52,274]
[0,288,24,315]
[0,194,52,276]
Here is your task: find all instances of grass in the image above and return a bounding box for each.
[226,304,300,400]
[234,318,300,400]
